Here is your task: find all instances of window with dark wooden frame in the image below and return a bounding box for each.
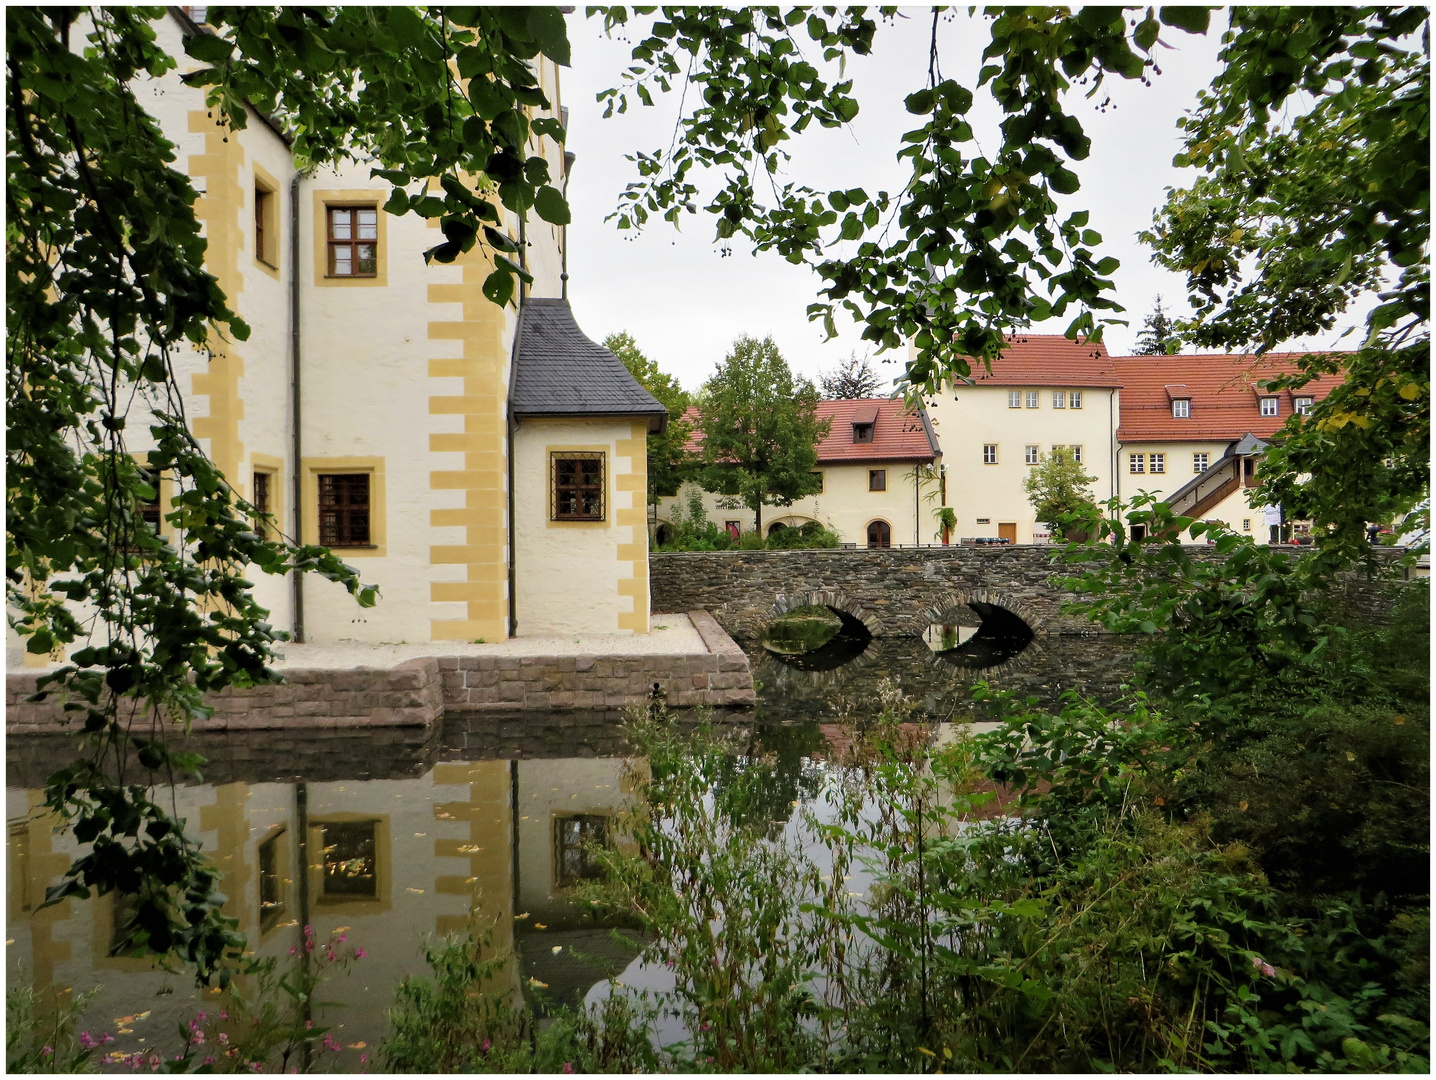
[254,186,271,265]
[867,520,892,548]
[318,473,370,546]
[551,452,605,521]
[326,206,378,277]
[852,422,874,444]
[317,820,377,901]
[554,814,609,887]
[137,466,162,531]
[868,469,887,492]
[252,470,271,534]
[258,830,285,932]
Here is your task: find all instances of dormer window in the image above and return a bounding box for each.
[1172,398,1191,418]
[1294,396,1313,415]
[849,405,879,444]
[1259,396,1279,417]
[852,423,874,444]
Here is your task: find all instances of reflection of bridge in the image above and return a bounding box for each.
[650,544,1414,641]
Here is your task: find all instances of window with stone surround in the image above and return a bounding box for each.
[551,452,605,521]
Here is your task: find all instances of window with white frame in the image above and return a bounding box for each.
[1294,396,1314,415]
[1007,390,1022,409]
[1172,398,1191,418]
[1024,390,1039,409]
[1242,518,1251,531]
[1025,445,1039,465]
[1069,391,1083,409]
[1193,452,1209,473]
[1259,396,1279,417]
[1070,444,1083,463]
[1129,453,1145,474]
[1052,391,1066,409]
[982,444,998,465]
[1150,452,1166,474]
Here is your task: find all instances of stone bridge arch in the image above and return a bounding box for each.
[768,588,882,639]
[922,588,1046,636]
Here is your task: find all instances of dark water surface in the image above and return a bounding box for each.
[6,632,1139,1069]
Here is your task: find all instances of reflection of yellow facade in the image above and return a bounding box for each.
[5,753,639,1053]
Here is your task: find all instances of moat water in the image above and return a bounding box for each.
[6,633,1140,1070]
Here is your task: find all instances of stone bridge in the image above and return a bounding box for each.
[649,545,1414,641]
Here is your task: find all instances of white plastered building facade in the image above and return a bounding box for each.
[14,9,667,670]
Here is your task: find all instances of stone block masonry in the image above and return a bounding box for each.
[440,610,754,714]
[5,612,754,733]
[650,545,1415,641]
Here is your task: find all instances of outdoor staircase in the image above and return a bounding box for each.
[1165,454,1243,521]
[1162,433,1271,523]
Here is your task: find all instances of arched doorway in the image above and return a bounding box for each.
[866,519,891,549]
[767,521,788,538]
[654,521,672,546]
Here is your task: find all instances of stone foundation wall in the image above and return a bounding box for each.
[5,611,756,732]
[650,545,1415,640]
[441,611,754,713]
[6,657,444,734]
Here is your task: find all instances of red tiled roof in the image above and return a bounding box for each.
[960,334,1122,388]
[679,398,939,463]
[1115,352,1346,443]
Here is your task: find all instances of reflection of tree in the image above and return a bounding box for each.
[711,723,829,838]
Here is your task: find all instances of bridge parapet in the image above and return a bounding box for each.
[649,545,1415,641]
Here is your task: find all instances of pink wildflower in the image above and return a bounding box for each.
[289,945,297,957]
[325,951,336,962]
[336,933,347,944]
[481,1039,491,1052]
[79,1031,97,1049]
[562,1063,575,1074]
[354,947,366,959]
[360,1054,369,1065]
[101,1033,116,1045]
[41,1046,52,1056]
[220,1009,229,1021]
[192,1031,206,1046]
[204,1057,215,1066]
[303,925,313,937]
[304,939,315,953]
[219,1033,229,1044]
[196,1011,207,1023]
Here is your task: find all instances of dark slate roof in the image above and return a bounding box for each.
[511,298,668,432]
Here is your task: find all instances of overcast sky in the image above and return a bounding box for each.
[558,9,1361,394]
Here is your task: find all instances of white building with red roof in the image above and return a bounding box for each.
[1114,353,1342,541]
[657,398,942,547]
[920,335,1124,544]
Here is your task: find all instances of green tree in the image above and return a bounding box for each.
[819,351,882,398]
[695,336,829,535]
[1022,448,1098,539]
[1133,295,1180,355]
[1138,7,1429,562]
[603,331,693,503]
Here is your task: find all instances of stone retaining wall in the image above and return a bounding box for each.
[650,545,1415,640]
[7,657,444,734]
[6,611,756,732]
[441,611,754,713]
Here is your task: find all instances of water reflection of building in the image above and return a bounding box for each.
[5,760,551,1063]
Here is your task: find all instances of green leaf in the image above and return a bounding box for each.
[1159,7,1210,34]
[533,185,570,226]
[183,33,234,65]
[527,6,571,66]
[482,267,514,307]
